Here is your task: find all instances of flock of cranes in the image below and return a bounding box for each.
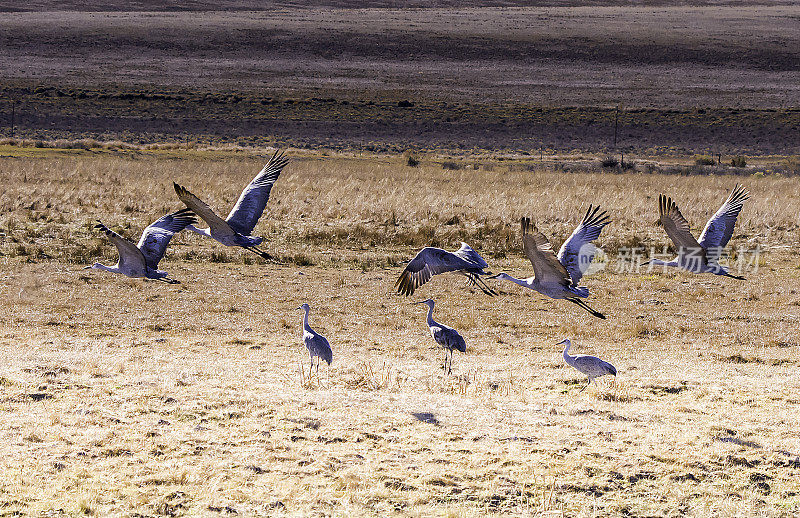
[85,151,750,388]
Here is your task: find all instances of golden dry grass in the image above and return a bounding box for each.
[0,152,799,517]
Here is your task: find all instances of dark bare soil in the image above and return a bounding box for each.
[2,82,799,154]
[1,7,798,153]
[1,1,794,10]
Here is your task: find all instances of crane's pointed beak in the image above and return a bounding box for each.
[487,273,502,279]
[83,265,92,269]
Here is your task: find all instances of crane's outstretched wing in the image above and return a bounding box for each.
[657,194,704,260]
[94,221,146,271]
[396,247,475,296]
[557,205,610,285]
[698,184,749,263]
[521,217,571,286]
[452,242,489,269]
[173,183,236,237]
[136,208,197,269]
[225,150,290,236]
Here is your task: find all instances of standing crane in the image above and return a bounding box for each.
[85,208,196,283]
[298,303,332,379]
[644,184,749,279]
[559,338,616,392]
[396,242,495,296]
[413,299,466,375]
[490,206,610,319]
[173,150,289,261]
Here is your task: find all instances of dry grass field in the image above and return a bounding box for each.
[1,150,799,516]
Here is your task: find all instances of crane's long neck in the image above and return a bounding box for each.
[302,307,311,331]
[500,273,532,288]
[186,224,211,237]
[90,263,119,274]
[562,341,576,367]
[425,303,436,327]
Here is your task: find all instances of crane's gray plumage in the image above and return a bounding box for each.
[560,338,616,392]
[413,299,466,375]
[298,303,332,378]
[647,184,749,278]
[490,207,610,319]
[86,208,196,283]
[173,150,289,260]
[558,205,610,285]
[396,242,495,296]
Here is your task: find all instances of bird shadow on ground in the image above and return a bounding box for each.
[411,412,440,426]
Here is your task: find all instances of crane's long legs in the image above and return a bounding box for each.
[466,274,497,296]
[566,298,606,319]
[475,276,498,296]
[244,246,279,263]
[723,272,746,281]
[443,349,453,375]
[579,378,592,392]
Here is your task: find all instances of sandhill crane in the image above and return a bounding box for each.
[85,208,196,283]
[644,184,749,279]
[560,338,616,392]
[413,299,466,375]
[298,303,332,379]
[173,150,289,260]
[490,206,610,319]
[396,242,496,296]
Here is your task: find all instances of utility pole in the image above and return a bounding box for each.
[613,105,619,148]
[10,100,15,137]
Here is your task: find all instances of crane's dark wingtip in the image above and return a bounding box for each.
[395,271,415,296]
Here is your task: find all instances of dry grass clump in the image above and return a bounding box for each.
[0,153,798,516]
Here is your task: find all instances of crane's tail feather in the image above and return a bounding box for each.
[566,297,606,319]
[570,285,590,298]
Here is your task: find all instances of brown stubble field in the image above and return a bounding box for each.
[0,151,799,516]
